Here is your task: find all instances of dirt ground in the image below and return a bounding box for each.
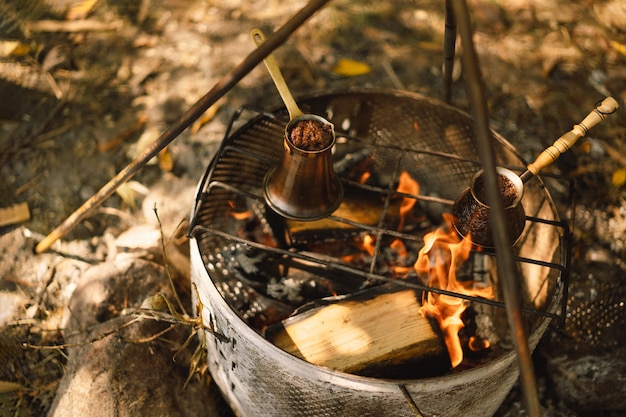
[1,0,626,416]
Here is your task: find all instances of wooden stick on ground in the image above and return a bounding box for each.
[0,203,30,227]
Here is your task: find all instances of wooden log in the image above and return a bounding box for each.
[266,286,451,378]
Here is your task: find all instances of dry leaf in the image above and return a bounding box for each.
[333,58,371,77]
[66,0,99,20]
[610,40,626,57]
[116,182,138,209]
[158,147,174,172]
[612,167,626,187]
[115,224,161,251]
[191,102,221,134]
[127,127,159,163]
[115,181,148,209]
[97,114,147,153]
[0,41,32,57]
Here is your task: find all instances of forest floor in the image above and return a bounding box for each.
[1,1,626,416]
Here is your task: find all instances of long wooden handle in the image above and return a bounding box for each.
[251,28,303,120]
[525,97,619,177]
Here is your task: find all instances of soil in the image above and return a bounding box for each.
[1,0,626,416]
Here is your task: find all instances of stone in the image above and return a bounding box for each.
[48,257,221,417]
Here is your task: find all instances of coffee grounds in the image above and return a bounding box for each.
[289,119,333,151]
[473,173,518,206]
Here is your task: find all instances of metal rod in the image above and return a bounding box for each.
[34,0,332,254]
[449,1,541,416]
[399,385,424,417]
[193,220,563,321]
[442,0,457,103]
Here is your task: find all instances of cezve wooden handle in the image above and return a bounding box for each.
[524,97,619,178]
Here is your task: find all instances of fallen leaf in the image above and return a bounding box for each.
[612,167,626,187]
[159,147,174,172]
[115,224,161,250]
[609,40,626,57]
[0,41,32,57]
[191,101,221,134]
[66,0,99,20]
[333,58,371,77]
[115,181,149,209]
[127,127,159,163]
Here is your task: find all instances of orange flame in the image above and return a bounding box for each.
[396,171,419,231]
[363,234,376,257]
[390,238,407,259]
[336,171,492,367]
[227,200,253,220]
[468,336,490,351]
[414,214,493,368]
[231,210,252,220]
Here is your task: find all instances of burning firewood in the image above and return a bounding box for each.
[286,180,431,240]
[266,285,451,378]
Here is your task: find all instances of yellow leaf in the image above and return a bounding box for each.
[612,167,626,187]
[610,40,626,57]
[191,101,221,134]
[128,128,158,163]
[115,181,149,209]
[0,41,32,57]
[66,0,99,20]
[158,147,174,172]
[333,58,371,77]
[116,182,138,209]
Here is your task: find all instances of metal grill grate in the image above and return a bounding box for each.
[190,90,568,324]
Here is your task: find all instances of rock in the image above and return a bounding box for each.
[547,350,626,413]
[48,257,221,417]
[60,257,172,335]
[0,292,27,326]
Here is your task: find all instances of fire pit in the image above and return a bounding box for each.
[189,89,567,416]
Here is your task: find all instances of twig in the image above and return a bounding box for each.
[25,19,123,34]
[604,141,626,166]
[95,206,139,225]
[153,205,187,316]
[23,316,143,350]
[125,323,176,344]
[33,264,57,318]
[16,173,45,195]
